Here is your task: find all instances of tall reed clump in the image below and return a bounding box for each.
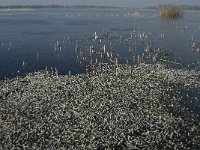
[159,5,183,19]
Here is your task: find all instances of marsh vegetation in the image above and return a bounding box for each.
[159,5,183,19]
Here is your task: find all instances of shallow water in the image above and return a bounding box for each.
[0,8,200,79]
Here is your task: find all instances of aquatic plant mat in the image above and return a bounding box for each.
[0,64,200,149]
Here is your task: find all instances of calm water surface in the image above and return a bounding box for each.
[0,8,200,79]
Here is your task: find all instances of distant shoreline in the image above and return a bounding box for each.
[0,5,124,10]
[1,4,200,11]
[0,8,35,12]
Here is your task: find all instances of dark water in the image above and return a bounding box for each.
[0,8,200,80]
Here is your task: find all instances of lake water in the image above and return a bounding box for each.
[0,8,200,80]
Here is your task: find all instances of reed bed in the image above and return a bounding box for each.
[159,5,183,19]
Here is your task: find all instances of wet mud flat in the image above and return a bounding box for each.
[0,64,200,149]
